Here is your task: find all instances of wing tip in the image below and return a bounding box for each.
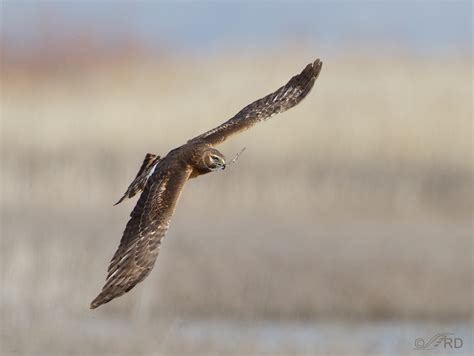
[298,58,322,89]
[89,290,115,310]
[89,296,103,309]
[311,58,323,78]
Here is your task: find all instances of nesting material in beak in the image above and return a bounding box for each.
[227,147,246,167]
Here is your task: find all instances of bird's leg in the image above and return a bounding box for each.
[227,147,246,167]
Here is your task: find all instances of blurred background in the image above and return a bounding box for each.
[1,1,472,355]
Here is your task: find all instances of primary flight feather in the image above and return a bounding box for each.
[90,59,323,309]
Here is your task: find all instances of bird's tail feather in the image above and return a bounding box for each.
[114,153,161,205]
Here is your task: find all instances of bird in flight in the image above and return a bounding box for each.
[90,59,323,309]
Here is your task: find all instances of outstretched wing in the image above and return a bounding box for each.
[191,59,322,146]
[90,162,192,309]
[114,153,161,206]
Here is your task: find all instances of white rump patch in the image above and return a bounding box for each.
[146,162,158,179]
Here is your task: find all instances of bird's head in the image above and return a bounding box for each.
[203,149,226,171]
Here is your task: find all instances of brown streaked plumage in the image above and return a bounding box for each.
[90,59,323,309]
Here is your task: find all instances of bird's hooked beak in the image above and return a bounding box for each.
[211,155,226,171]
[218,158,226,170]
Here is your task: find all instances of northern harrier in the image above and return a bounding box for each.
[90,59,323,309]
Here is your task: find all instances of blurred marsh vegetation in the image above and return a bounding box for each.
[2,49,472,353]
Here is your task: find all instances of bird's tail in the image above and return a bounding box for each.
[114,153,161,205]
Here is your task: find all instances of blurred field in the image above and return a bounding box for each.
[1,51,472,354]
